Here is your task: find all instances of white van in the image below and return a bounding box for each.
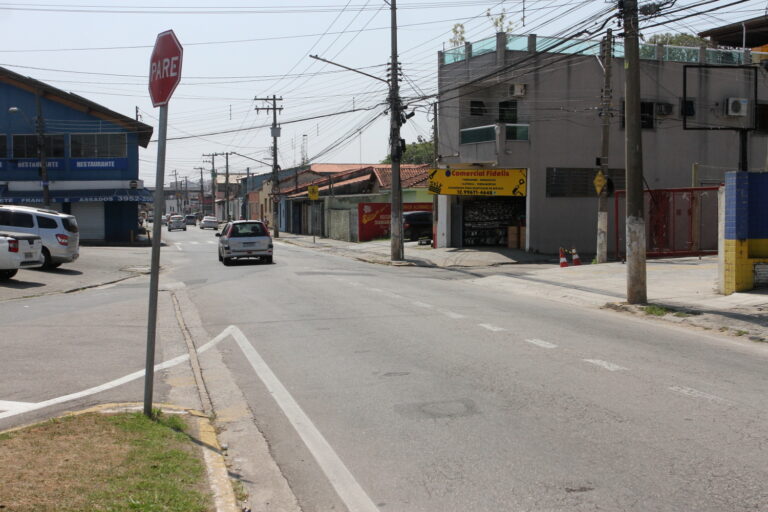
[0,205,80,269]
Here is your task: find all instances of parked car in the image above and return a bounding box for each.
[184,214,197,226]
[0,205,80,269]
[199,216,218,230]
[168,215,186,231]
[403,210,433,241]
[216,220,273,265]
[0,232,44,280]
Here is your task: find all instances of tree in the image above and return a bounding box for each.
[487,8,514,33]
[449,23,465,48]
[381,136,434,165]
[646,33,714,48]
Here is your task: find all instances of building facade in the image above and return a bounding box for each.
[0,67,153,242]
[436,31,768,254]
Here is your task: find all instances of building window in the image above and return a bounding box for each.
[470,100,487,116]
[12,134,65,158]
[621,101,656,129]
[499,101,518,123]
[460,125,495,144]
[546,167,626,197]
[756,103,768,133]
[0,136,6,158]
[505,124,529,141]
[71,133,127,158]
[681,99,695,117]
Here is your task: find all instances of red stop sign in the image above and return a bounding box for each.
[148,30,183,107]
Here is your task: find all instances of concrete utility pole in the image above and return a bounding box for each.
[194,166,205,214]
[389,0,404,261]
[596,29,613,264]
[255,96,283,238]
[432,101,439,249]
[203,152,225,219]
[35,93,50,207]
[172,169,179,213]
[184,176,189,213]
[623,0,647,303]
[225,153,230,221]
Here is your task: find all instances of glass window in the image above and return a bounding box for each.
[0,210,34,228]
[37,216,58,229]
[0,136,7,158]
[12,134,65,158]
[470,101,487,116]
[71,133,127,158]
[499,101,518,123]
[460,126,495,144]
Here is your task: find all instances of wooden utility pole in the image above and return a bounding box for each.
[389,0,404,261]
[623,0,647,303]
[596,29,613,263]
[255,96,283,238]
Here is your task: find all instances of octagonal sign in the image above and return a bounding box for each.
[148,30,183,107]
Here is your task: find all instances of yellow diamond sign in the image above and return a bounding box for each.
[593,170,607,195]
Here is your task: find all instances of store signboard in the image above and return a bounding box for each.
[428,168,527,196]
[358,202,433,242]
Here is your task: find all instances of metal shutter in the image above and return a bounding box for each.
[71,202,105,240]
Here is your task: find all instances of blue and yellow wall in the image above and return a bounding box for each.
[723,171,768,294]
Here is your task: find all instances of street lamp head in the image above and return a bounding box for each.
[8,106,19,113]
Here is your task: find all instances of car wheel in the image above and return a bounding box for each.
[265,256,273,264]
[222,257,232,266]
[183,227,187,231]
[0,269,18,280]
[218,249,223,262]
[38,248,54,270]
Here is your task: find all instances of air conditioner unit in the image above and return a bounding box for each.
[726,97,749,116]
[510,84,526,98]
[655,102,673,116]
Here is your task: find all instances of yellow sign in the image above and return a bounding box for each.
[428,168,527,197]
[307,185,319,201]
[593,170,607,195]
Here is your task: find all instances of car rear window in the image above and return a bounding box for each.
[37,216,58,229]
[62,217,78,233]
[230,223,267,237]
[0,211,34,228]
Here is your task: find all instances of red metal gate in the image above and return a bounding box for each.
[614,187,719,258]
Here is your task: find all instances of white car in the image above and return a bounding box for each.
[216,220,273,265]
[199,216,219,230]
[0,205,79,269]
[0,232,44,280]
[167,215,186,231]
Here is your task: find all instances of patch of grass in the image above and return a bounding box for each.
[0,411,212,512]
[643,305,671,316]
[232,478,249,503]
[673,311,692,318]
[734,330,748,336]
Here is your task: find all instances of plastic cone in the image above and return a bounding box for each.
[559,247,569,268]
[572,248,581,266]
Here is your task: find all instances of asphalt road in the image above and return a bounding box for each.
[2,225,768,511]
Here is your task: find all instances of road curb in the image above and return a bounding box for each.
[0,402,239,512]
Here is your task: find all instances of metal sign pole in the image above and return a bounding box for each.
[143,104,168,417]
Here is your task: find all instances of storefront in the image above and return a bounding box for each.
[431,168,528,248]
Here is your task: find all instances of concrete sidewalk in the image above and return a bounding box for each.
[278,234,768,341]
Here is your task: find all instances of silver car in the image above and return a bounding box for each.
[216,220,273,265]
[199,216,218,230]
[0,205,80,269]
[167,215,186,231]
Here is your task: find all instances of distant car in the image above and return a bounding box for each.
[184,214,197,226]
[216,220,272,265]
[199,216,218,230]
[0,205,80,269]
[168,215,186,231]
[403,210,433,241]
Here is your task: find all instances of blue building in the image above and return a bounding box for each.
[0,66,153,242]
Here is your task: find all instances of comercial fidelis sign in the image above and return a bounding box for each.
[428,168,527,196]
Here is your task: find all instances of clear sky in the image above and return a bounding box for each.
[0,1,760,185]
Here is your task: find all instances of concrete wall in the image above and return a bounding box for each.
[328,209,353,241]
[438,36,768,254]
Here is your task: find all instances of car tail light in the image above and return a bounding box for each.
[7,239,18,252]
[56,234,69,246]
[404,223,411,229]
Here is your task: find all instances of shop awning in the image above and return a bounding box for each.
[0,187,154,204]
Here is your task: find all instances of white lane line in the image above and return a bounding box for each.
[0,400,36,413]
[175,243,183,251]
[207,241,216,244]
[525,338,558,349]
[412,301,433,309]
[442,311,465,319]
[583,359,628,372]
[229,326,379,512]
[669,386,729,403]
[189,241,200,245]
[479,323,505,332]
[0,326,231,421]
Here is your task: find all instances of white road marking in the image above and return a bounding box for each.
[0,326,230,420]
[189,241,199,245]
[0,400,35,412]
[412,301,433,309]
[228,326,379,512]
[479,323,505,332]
[442,311,465,319]
[669,386,729,403]
[207,241,216,244]
[525,338,558,349]
[175,243,183,251]
[583,359,628,372]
